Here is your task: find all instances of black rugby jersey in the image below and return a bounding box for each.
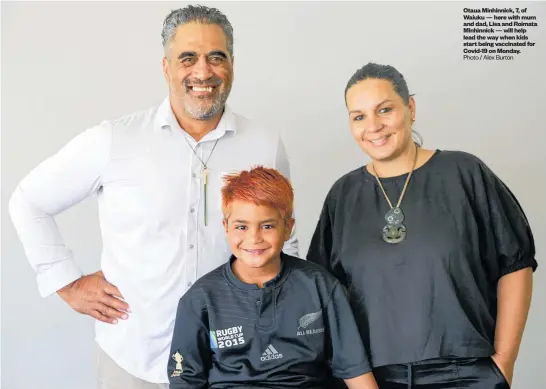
[168,253,371,389]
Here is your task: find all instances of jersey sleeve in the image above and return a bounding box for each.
[325,282,372,378]
[168,293,212,389]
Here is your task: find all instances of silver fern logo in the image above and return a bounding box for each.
[297,310,324,336]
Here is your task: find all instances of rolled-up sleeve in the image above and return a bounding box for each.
[8,121,112,296]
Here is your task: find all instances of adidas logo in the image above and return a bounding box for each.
[260,344,283,361]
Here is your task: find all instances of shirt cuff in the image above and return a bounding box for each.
[37,259,83,297]
[333,361,373,379]
[500,257,538,278]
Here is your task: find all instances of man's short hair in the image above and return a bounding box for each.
[161,5,234,57]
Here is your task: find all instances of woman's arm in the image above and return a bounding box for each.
[492,267,533,386]
[344,373,379,389]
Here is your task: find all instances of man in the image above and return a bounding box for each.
[9,5,298,389]
[168,166,378,389]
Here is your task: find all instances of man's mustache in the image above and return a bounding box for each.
[184,77,223,87]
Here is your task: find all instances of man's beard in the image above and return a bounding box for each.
[179,77,232,121]
[183,88,230,120]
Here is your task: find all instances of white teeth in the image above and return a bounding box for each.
[245,249,265,254]
[371,136,388,144]
[192,87,213,92]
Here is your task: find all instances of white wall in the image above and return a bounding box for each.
[2,2,545,388]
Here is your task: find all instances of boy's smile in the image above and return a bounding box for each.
[223,200,294,286]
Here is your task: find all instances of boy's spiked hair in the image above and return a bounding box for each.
[221,166,294,221]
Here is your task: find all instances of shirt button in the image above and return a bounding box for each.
[190,207,195,213]
[187,282,193,287]
[192,172,197,178]
[189,244,194,249]
[256,301,261,307]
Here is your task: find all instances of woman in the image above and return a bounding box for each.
[307,62,537,388]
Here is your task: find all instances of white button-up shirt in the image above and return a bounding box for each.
[9,97,299,383]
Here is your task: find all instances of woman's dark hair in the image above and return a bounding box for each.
[345,62,410,104]
[345,62,422,146]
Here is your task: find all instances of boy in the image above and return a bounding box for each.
[168,167,378,389]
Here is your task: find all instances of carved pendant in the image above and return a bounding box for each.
[382,207,406,244]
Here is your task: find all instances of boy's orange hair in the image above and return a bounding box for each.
[221,166,294,220]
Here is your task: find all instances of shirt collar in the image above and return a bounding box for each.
[155,96,237,136]
[224,252,291,290]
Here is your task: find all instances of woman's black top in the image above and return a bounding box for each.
[307,150,537,368]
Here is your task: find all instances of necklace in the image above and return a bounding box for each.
[183,136,219,226]
[371,145,418,244]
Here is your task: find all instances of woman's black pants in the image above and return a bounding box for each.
[373,357,510,389]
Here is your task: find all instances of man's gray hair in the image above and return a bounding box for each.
[161,5,234,57]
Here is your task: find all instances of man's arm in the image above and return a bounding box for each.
[168,295,212,389]
[326,283,378,389]
[275,136,299,257]
[492,268,533,386]
[8,121,129,323]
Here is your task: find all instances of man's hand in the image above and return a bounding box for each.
[491,353,514,386]
[57,270,130,324]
